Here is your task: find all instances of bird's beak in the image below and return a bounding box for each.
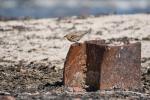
[63,35,66,39]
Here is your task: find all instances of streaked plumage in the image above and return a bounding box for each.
[64,29,91,42]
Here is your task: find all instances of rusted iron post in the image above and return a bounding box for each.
[63,40,141,90]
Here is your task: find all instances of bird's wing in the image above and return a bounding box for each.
[70,34,79,40]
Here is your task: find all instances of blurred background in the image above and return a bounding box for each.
[0,0,150,18]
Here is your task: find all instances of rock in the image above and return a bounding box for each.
[0,96,15,100]
[68,87,85,92]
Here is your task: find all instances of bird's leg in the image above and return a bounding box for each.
[75,41,80,46]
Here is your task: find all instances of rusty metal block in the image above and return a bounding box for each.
[63,43,87,88]
[63,40,141,90]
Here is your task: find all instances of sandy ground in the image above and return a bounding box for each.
[0,14,150,99]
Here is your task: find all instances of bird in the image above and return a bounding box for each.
[64,29,91,43]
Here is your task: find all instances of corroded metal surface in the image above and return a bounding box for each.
[99,42,141,90]
[63,43,87,87]
[63,40,141,90]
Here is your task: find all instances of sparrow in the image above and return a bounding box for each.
[64,29,91,43]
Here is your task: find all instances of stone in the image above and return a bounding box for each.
[0,96,15,100]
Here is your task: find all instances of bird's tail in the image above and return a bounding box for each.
[84,28,92,34]
[88,28,92,33]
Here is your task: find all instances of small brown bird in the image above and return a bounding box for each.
[64,29,91,43]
